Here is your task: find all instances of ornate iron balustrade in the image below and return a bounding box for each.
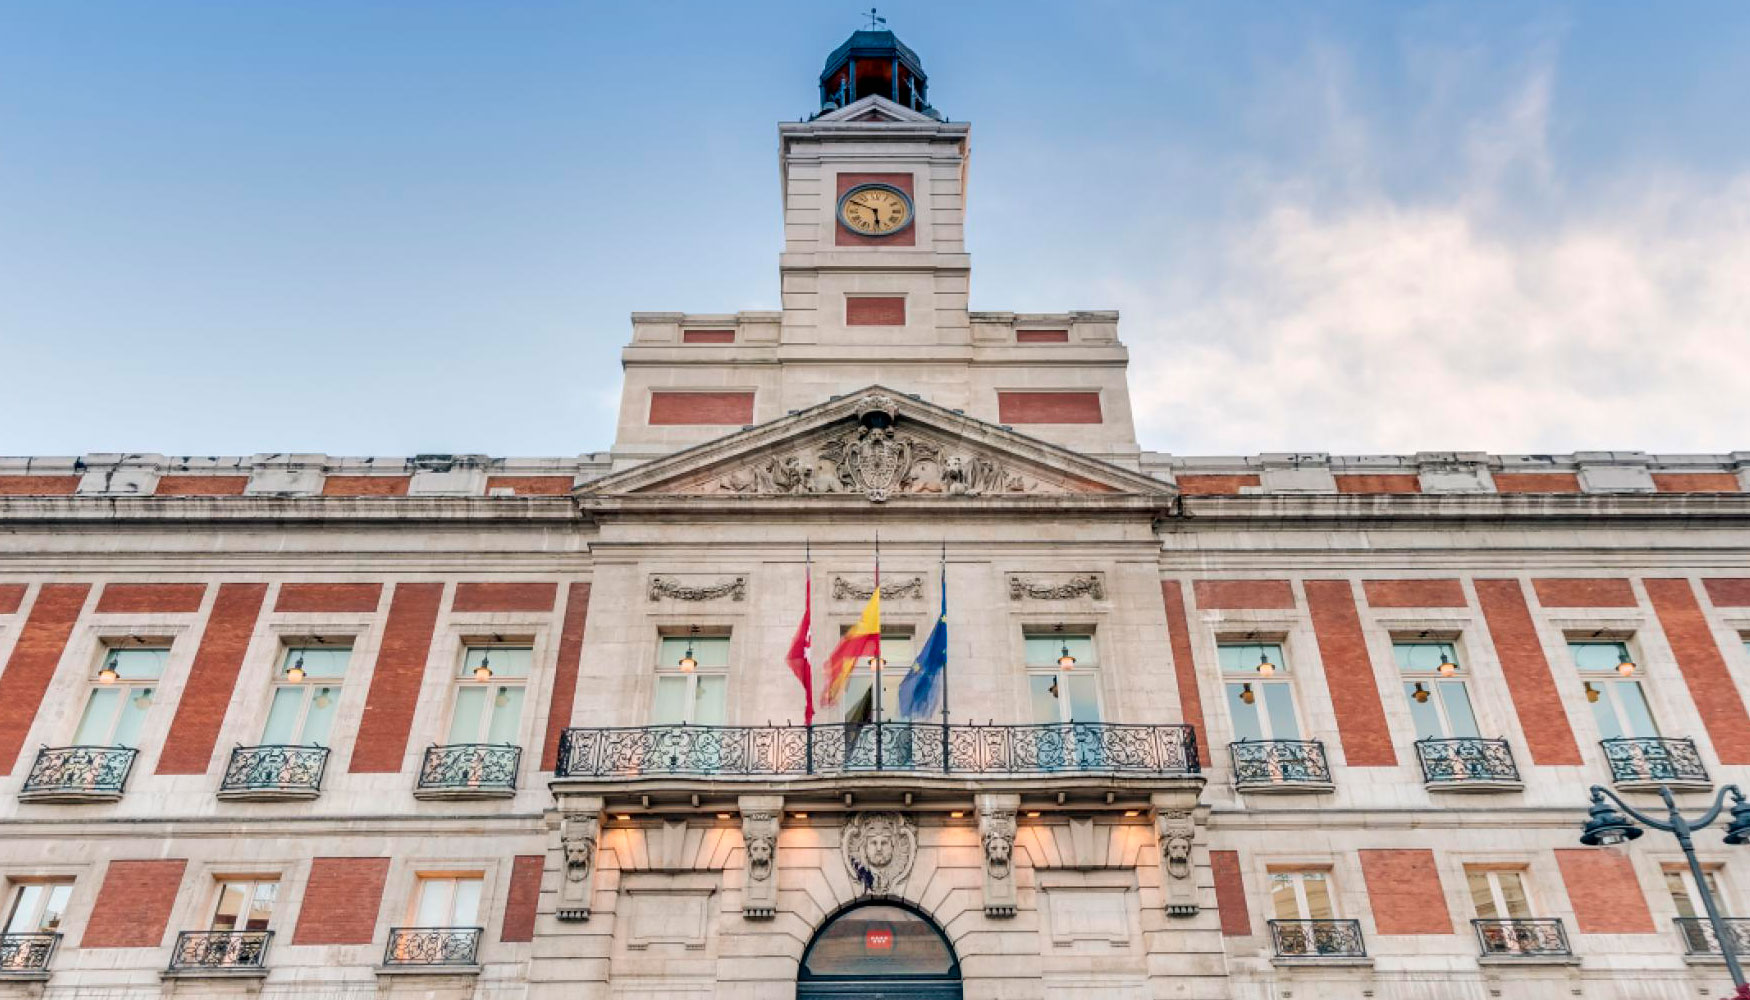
[1415,737,1521,787]
[1268,919,1365,958]
[167,930,271,972]
[417,743,522,796]
[1675,917,1750,957]
[1602,737,1709,786]
[555,722,1199,778]
[1473,918,1570,957]
[1230,739,1332,790]
[0,933,59,974]
[219,745,329,798]
[382,926,483,968]
[20,745,138,800]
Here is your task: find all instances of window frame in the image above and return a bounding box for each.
[1218,639,1301,742]
[1392,637,1482,740]
[1463,865,1536,920]
[2,879,74,935]
[208,876,279,932]
[1022,629,1101,726]
[407,871,487,928]
[1569,637,1660,739]
[651,630,732,726]
[260,640,352,747]
[72,642,170,747]
[447,642,534,745]
[1265,867,1337,920]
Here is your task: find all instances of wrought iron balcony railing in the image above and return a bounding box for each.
[1230,739,1332,791]
[1473,918,1571,958]
[555,722,1199,779]
[1268,919,1365,959]
[0,933,59,975]
[1676,916,1750,957]
[1602,737,1710,787]
[1415,737,1522,788]
[167,930,272,973]
[19,745,138,802]
[382,926,483,968]
[415,743,522,798]
[217,745,329,800]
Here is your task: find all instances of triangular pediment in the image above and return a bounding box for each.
[814,94,938,125]
[581,388,1175,503]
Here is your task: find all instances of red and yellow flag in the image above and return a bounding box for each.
[821,588,880,706]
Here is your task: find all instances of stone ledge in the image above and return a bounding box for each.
[374,965,482,977]
[1476,953,1581,967]
[160,966,270,980]
[1269,956,1374,968]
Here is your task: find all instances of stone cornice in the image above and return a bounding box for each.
[0,495,579,524]
[1175,492,1750,525]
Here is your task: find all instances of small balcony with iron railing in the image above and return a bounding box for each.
[19,746,138,803]
[380,927,483,973]
[1472,918,1575,964]
[1267,919,1367,964]
[413,744,522,800]
[0,933,59,979]
[1675,917,1750,963]
[1415,737,1523,792]
[1602,737,1711,791]
[164,930,272,977]
[1230,739,1333,793]
[216,745,330,801]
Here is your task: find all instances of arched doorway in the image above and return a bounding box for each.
[797,900,963,999]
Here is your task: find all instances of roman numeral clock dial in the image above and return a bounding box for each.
[837,183,912,236]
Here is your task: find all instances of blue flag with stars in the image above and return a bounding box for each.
[898,565,946,719]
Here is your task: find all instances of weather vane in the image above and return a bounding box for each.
[863,7,886,30]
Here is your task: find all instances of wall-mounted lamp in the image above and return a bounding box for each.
[678,625,699,673]
[473,649,494,681]
[1255,649,1277,677]
[97,649,120,684]
[1616,650,1637,676]
[1411,681,1431,704]
[1239,682,1256,705]
[285,652,306,683]
[1437,651,1458,677]
[1054,623,1076,670]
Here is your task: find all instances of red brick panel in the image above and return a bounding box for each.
[1192,579,1296,610]
[275,582,384,614]
[1160,581,1211,763]
[1210,850,1251,936]
[1493,472,1581,493]
[1334,474,1421,494]
[1362,579,1468,608]
[350,583,444,773]
[542,582,592,771]
[1359,849,1451,934]
[1645,578,1750,764]
[292,858,392,945]
[1704,579,1750,607]
[1532,578,1638,608]
[322,476,411,496]
[1015,329,1069,343]
[485,476,575,496]
[156,583,267,775]
[0,584,91,773]
[681,329,735,344]
[1474,579,1582,765]
[1555,849,1655,933]
[81,859,186,947]
[0,585,24,615]
[0,475,80,495]
[845,296,907,326]
[1653,473,1741,493]
[95,582,207,614]
[996,391,1103,425]
[1304,580,1396,766]
[501,854,545,942]
[835,171,915,247]
[1175,474,1260,495]
[452,582,558,613]
[153,475,248,496]
[648,391,755,426]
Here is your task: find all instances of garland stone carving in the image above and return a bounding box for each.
[1156,808,1198,916]
[648,575,747,602]
[833,575,923,601]
[741,807,781,919]
[842,811,917,895]
[1007,574,1105,601]
[558,810,601,921]
[710,430,1043,501]
[976,794,1020,917]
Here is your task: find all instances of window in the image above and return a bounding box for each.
[73,645,167,747]
[1220,642,1298,741]
[842,631,915,723]
[1268,869,1335,920]
[4,881,72,934]
[1395,640,1480,739]
[261,644,350,745]
[1025,633,1100,724]
[449,646,531,745]
[412,875,483,928]
[210,878,277,931]
[652,635,728,725]
[1466,867,1533,920]
[1665,865,1728,918]
[1572,640,1658,739]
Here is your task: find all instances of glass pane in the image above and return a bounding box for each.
[284,646,350,679]
[1467,870,1499,919]
[802,904,954,978]
[1666,870,1699,918]
[1571,642,1632,673]
[1226,683,1265,742]
[693,676,726,726]
[1615,681,1660,737]
[652,676,688,725]
[213,882,246,930]
[1300,872,1333,919]
[414,880,451,926]
[1405,682,1446,739]
[111,687,153,748]
[452,879,482,926]
[1262,683,1300,740]
[486,685,525,744]
[1268,873,1301,919]
[1025,635,1093,667]
[1588,685,1626,740]
[1394,642,1459,673]
[109,647,168,681]
[301,685,340,745]
[1066,674,1100,723]
[462,646,533,678]
[841,674,875,722]
[261,687,305,745]
[5,886,44,933]
[1437,681,1480,737]
[1029,674,1062,725]
[657,637,730,670]
[245,882,276,931]
[74,687,121,745]
[40,884,71,932]
[449,687,487,743]
[1220,643,1284,675]
[1496,871,1531,919]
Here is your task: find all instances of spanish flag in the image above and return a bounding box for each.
[821,588,880,706]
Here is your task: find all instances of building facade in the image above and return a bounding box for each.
[3,27,1750,1000]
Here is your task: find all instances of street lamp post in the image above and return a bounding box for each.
[1580,783,1750,997]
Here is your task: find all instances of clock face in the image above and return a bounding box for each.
[839,184,912,236]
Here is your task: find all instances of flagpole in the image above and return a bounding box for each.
[804,539,814,775]
[873,530,882,771]
[940,539,950,774]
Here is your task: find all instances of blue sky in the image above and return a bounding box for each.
[3,1,1748,457]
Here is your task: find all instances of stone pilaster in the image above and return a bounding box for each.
[975,793,1020,917]
[738,794,783,919]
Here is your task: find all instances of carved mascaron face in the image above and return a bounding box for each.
[865,828,895,868]
[839,184,911,235]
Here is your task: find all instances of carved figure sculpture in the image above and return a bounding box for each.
[558,810,601,921]
[842,811,917,894]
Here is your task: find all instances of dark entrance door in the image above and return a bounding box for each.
[796,901,963,999]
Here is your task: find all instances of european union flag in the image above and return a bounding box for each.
[898,569,946,719]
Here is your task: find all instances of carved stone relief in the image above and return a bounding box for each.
[701,428,1051,502]
[1155,804,1199,916]
[648,575,746,602]
[739,798,782,919]
[976,794,1020,917]
[558,809,601,921]
[842,811,917,895]
[1008,574,1106,601]
[833,575,923,601]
